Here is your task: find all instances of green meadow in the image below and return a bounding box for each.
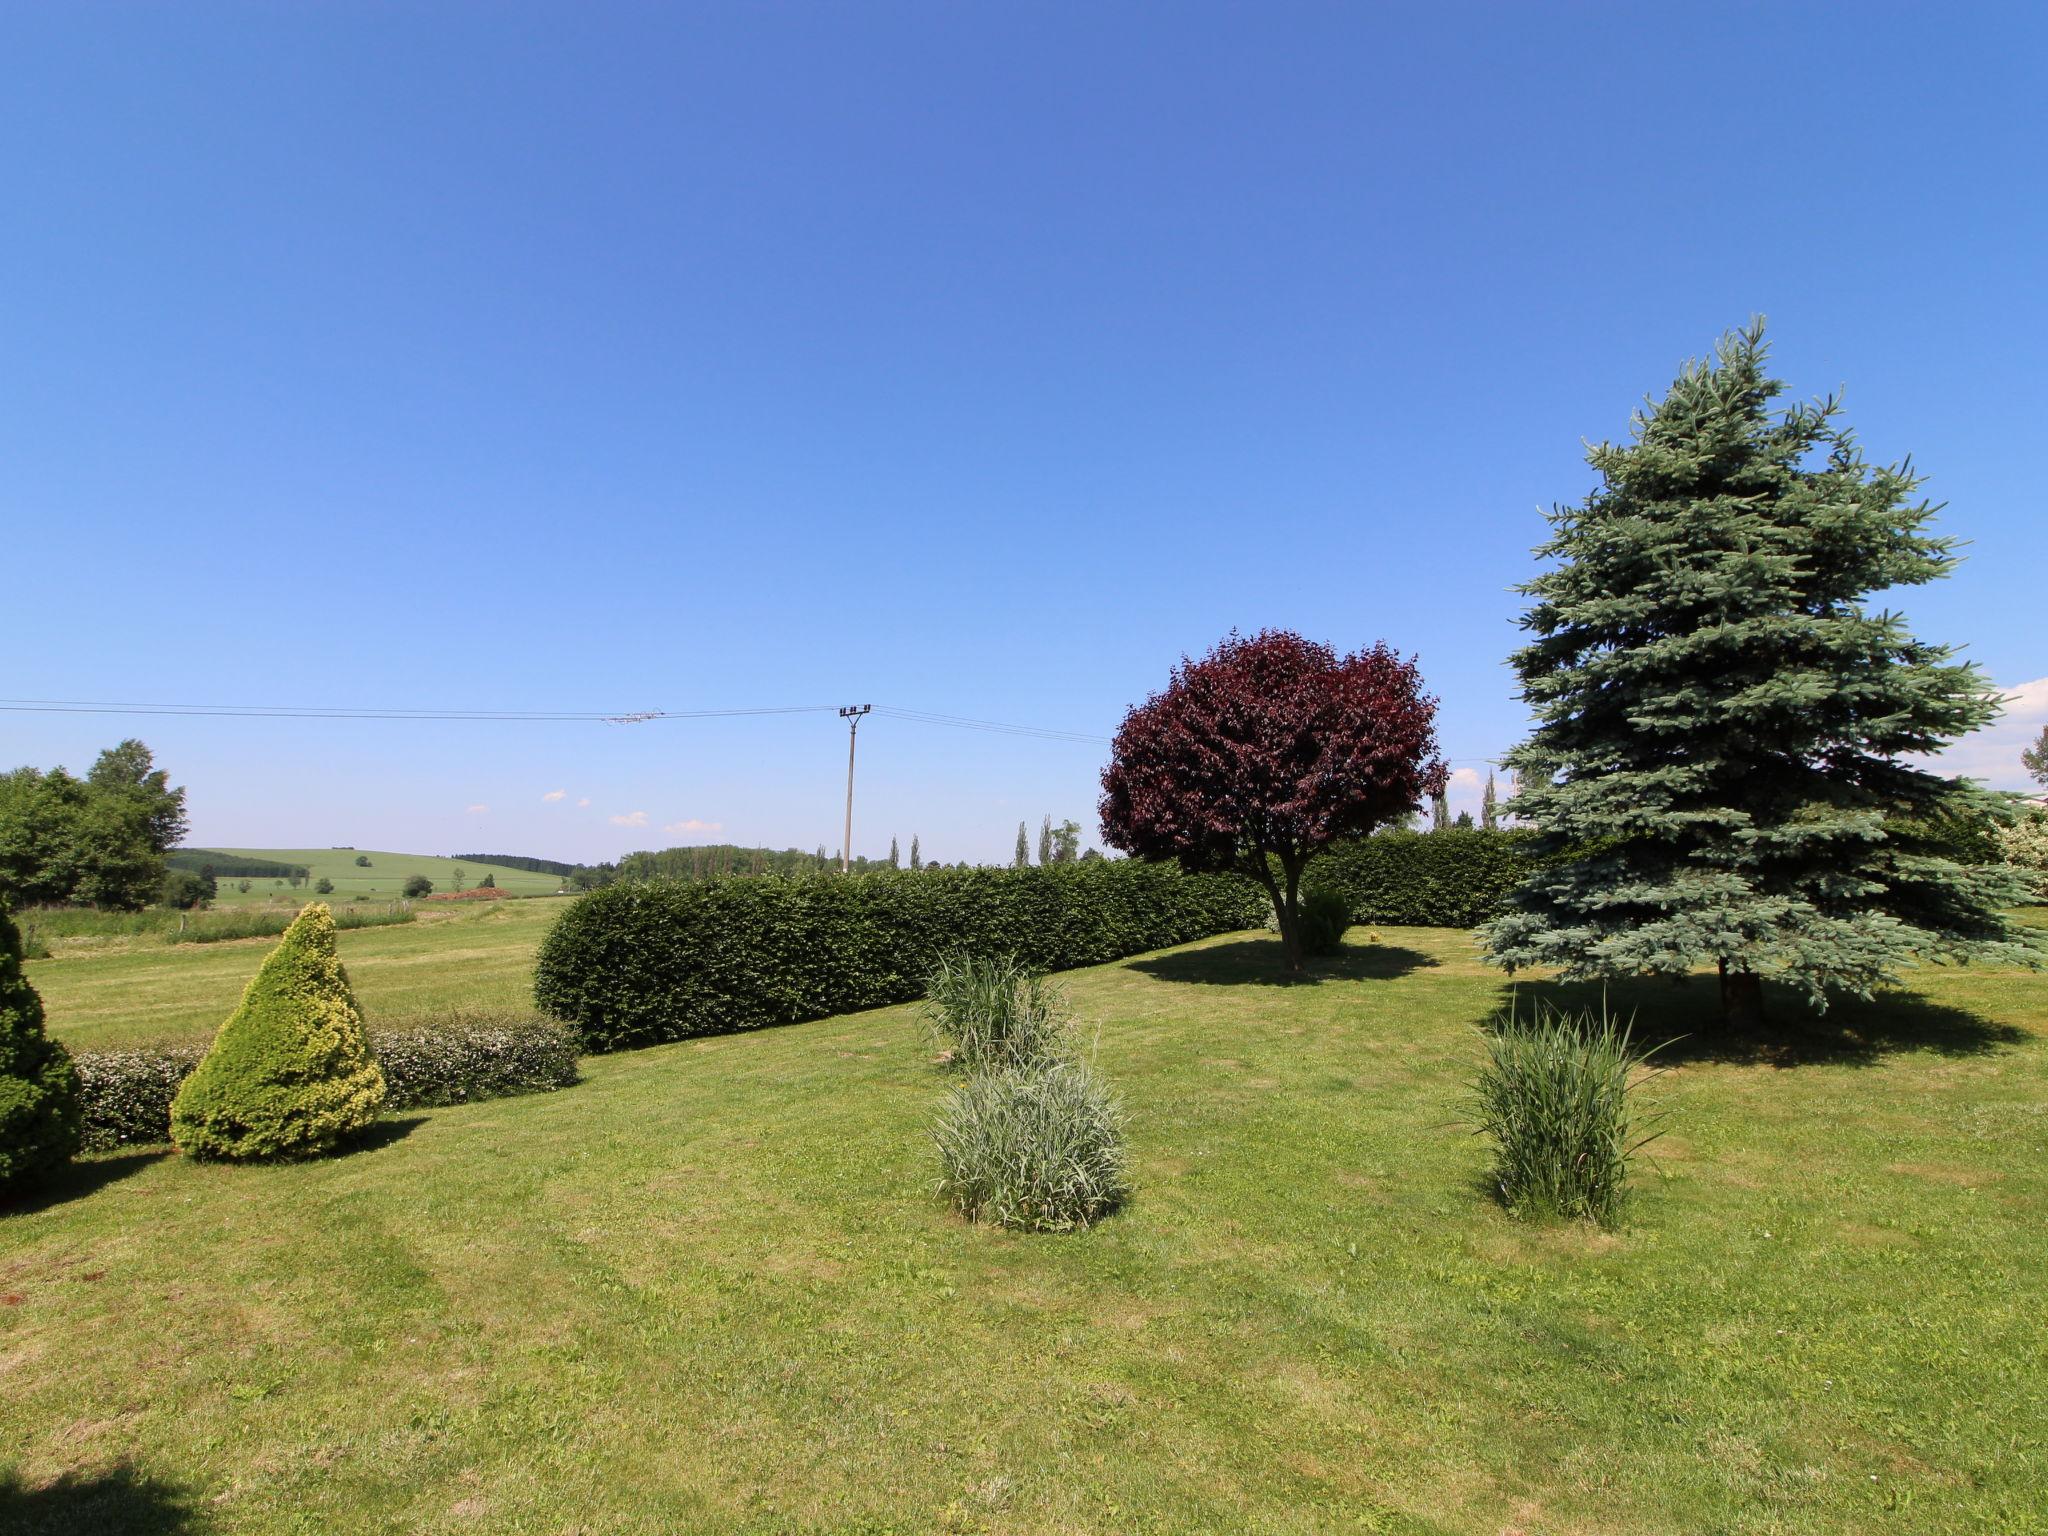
[194,848,565,905]
[26,897,570,1050]
[6,914,2046,1533]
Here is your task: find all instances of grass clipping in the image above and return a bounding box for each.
[170,902,387,1161]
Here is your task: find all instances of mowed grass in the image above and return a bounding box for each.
[196,847,566,905]
[4,924,2045,1533]
[27,898,571,1049]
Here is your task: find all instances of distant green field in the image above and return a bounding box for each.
[29,897,572,1050]
[191,847,567,904]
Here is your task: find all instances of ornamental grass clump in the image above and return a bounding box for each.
[170,902,386,1161]
[933,1056,1129,1232]
[1469,997,1665,1227]
[922,952,1073,1071]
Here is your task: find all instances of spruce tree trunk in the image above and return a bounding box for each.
[1719,959,1764,1029]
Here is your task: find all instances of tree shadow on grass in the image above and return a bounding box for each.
[1129,936,1439,987]
[0,1150,166,1217]
[1488,974,2027,1069]
[0,1464,201,1534]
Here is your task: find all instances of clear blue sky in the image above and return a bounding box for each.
[6,3,2044,865]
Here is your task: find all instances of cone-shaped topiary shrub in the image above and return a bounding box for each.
[0,901,82,1192]
[170,903,386,1161]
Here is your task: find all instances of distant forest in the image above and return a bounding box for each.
[169,849,311,880]
[453,853,580,878]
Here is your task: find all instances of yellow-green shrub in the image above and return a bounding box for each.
[170,903,386,1161]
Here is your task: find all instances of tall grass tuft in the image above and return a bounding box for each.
[1469,996,1666,1226]
[922,951,1073,1070]
[932,1057,1130,1231]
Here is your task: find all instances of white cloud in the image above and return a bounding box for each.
[1916,677,2048,788]
[1449,767,1482,789]
[577,797,591,808]
[609,810,650,828]
[542,789,566,803]
[465,804,489,814]
[663,818,724,836]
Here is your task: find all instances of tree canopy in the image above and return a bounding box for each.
[1481,321,2041,1025]
[0,740,188,910]
[1100,629,1443,969]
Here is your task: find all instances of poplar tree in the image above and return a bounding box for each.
[1014,822,1030,869]
[909,834,922,871]
[1483,321,2041,1027]
[889,835,900,869]
[1037,815,1053,866]
[1481,770,1499,830]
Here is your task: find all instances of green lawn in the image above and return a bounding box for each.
[4,925,2044,1533]
[27,897,571,1050]
[194,848,567,905]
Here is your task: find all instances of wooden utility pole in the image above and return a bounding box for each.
[838,704,871,874]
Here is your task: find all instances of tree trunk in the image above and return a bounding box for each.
[1251,855,1304,973]
[1719,959,1764,1029]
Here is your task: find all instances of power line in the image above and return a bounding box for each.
[0,695,1507,761]
[0,696,1111,741]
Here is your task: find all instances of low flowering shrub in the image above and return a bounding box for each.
[74,1013,579,1151]
[933,1057,1130,1232]
[75,1044,206,1150]
[370,1011,580,1108]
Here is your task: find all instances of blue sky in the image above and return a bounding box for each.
[5,3,2044,865]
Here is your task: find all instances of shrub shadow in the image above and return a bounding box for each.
[0,1464,200,1534]
[1129,937,1438,987]
[1487,975,2026,1068]
[0,1151,165,1217]
[347,1115,429,1154]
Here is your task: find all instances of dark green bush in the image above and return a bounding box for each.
[402,874,434,898]
[75,1013,579,1150]
[1,902,82,1191]
[536,862,1267,1052]
[1311,829,1540,928]
[1297,886,1352,957]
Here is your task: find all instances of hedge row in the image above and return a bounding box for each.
[73,1013,580,1150]
[1309,829,1540,928]
[534,862,1269,1051]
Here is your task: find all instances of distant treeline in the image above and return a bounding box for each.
[450,844,973,893]
[452,853,580,879]
[169,849,311,880]
[612,845,864,883]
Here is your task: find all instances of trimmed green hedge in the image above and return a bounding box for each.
[73,1014,580,1151]
[1310,829,1540,928]
[534,863,1268,1052]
